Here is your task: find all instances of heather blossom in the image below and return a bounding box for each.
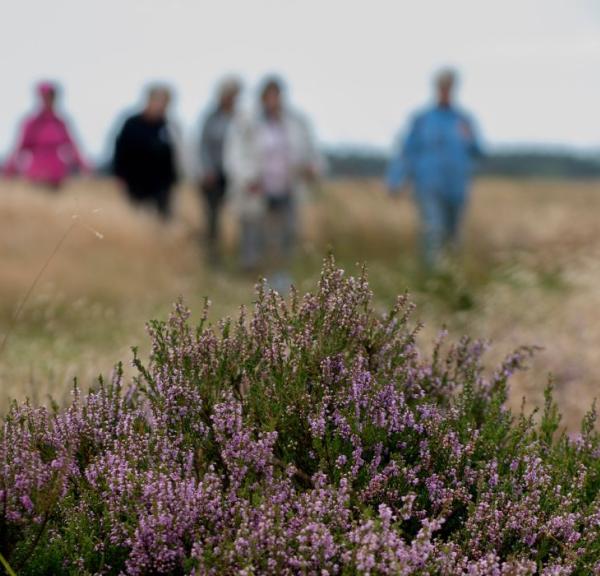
[1,258,599,574]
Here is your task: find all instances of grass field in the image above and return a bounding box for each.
[1,176,599,429]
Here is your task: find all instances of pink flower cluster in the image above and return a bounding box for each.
[1,258,599,574]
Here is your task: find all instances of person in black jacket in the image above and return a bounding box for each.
[113,86,178,219]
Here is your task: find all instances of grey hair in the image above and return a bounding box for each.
[146,83,172,101]
[218,76,242,100]
[435,68,458,88]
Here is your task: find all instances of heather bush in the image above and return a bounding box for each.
[1,258,600,575]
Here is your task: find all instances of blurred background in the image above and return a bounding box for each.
[1,0,600,429]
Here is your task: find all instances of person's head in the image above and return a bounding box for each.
[217,77,241,114]
[37,81,57,110]
[144,85,172,120]
[435,68,457,107]
[260,76,285,118]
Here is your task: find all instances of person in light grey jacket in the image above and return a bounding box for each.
[198,77,241,264]
[224,76,322,290]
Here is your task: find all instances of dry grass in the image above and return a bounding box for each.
[1,176,600,429]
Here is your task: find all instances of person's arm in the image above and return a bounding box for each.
[297,113,324,183]
[112,119,131,180]
[386,136,405,194]
[199,113,217,183]
[223,114,259,194]
[62,121,92,173]
[386,116,419,194]
[3,118,34,176]
[460,114,484,159]
[166,120,184,184]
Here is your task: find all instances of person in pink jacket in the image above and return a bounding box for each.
[3,82,90,188]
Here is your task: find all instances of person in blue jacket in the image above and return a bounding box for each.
[387,69,482,268]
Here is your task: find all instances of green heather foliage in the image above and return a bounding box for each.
[1,258,600,575]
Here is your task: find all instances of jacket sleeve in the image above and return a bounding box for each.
[3,118,34,176]
[386,115,419,192]
[62,120,91,173]
[167,120,183,182]
[199,113,216,177]
[462,114,484,159]
[112,120,131,179]
[296,113,325,177]
[386,134,405,193]
[223,114,258,191]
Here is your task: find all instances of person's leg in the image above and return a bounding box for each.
[264,199,282,270]
[240,213,263,272]
[281,195,297,262]
[415,187,444,269]
[203,186,217,241]
[125,184,145,207]
[266,194,296,294]
[443,183,468,252]
[202,176,227,264]
[447,198,465,248]
[240,216,253,270]
[155,187,172,220]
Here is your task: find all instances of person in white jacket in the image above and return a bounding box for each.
[224,76,322,290]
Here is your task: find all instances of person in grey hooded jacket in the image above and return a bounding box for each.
[198,77,241,264]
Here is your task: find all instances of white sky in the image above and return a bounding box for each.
[1,0,599,160]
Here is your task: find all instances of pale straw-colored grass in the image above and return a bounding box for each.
[1,176,600,429]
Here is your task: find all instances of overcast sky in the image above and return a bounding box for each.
[1,0,599,160]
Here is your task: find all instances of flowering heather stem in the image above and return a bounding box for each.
[1,257,599,575]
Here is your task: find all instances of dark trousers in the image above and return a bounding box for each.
[126,184,173,219]
[201,173,227,261]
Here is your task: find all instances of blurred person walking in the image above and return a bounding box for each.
[198,77,241,265]
[3,82,90,188]
[387,69,482,269]
[112,85,179,219]
[225,76,322,292]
